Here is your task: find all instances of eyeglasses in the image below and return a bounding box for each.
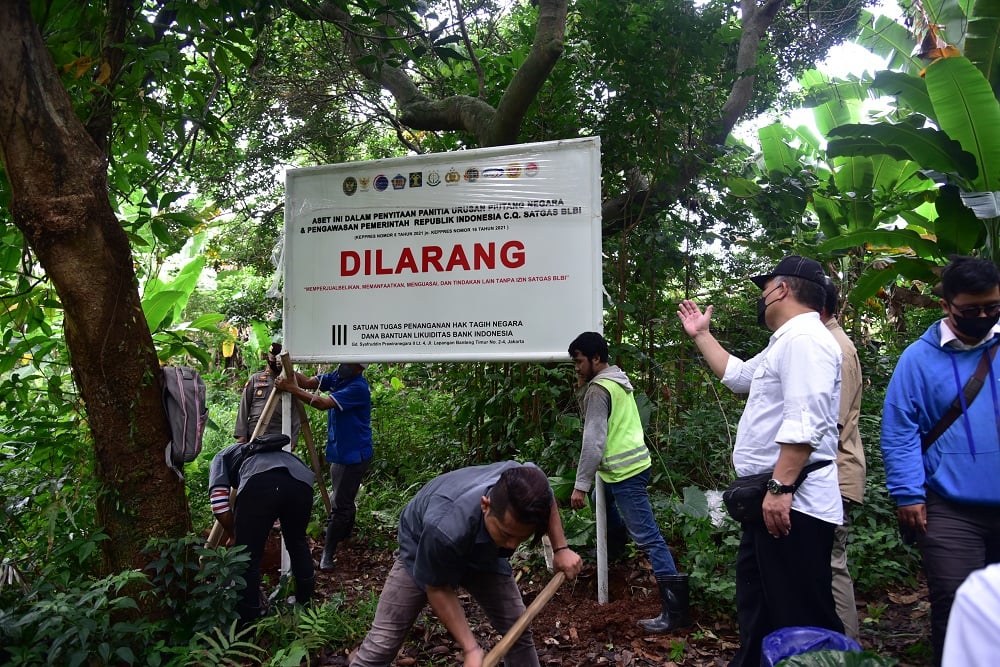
[948,302,1000,318]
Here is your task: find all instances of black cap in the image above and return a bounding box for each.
[751,255,826,289]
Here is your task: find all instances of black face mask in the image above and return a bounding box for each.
[756,285,782,327]
[952,312,1000,341]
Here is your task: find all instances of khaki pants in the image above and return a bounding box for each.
[351,556,539,667]
[831,500,859,640]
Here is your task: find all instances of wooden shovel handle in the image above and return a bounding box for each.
[280,352,332,515]
[482,571,566,667]
[205,354,291,550]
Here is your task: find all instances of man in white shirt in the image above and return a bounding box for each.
[677,255,844,667]
[942,563,1000,666]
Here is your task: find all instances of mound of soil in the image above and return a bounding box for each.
[258,530,933,666]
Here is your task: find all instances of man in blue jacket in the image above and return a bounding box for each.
[278,363,372,571]
[881,255,1000,665]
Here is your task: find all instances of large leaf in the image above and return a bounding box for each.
[831,157,876,231]
[870,71,935,120]
[141,255,207,332]
[811,193,844,239]
[848,256,940,305]
[827,123,978,181]
[801,72,869,116]
[856,12,922,74]
[934,184,988,254]
[759,123,800,175]
[818,228,944,259]
[811,96,863,138]
[924,56,1000,191]
[966,0,1000,94]
[142,290,187,332]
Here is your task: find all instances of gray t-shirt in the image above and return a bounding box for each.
[209,442,315,496]
[398,461,536,588]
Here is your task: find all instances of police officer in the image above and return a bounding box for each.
[234,342,301,445]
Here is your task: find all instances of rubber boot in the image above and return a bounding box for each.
[638,574,691,633]
[319,528,339,572]
[294,575,315,607]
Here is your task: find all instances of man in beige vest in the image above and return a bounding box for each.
[821,278,866,640]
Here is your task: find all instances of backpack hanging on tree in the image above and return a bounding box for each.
[162,365,208,479]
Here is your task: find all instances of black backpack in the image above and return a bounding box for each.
[223,433,291,488]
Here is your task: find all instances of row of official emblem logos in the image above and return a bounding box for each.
[342,162,540,196]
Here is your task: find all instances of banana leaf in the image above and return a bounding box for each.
[818,228,943,260]
[870,71,935,120]
[966,0,1000,94]
[831,157,876,231]
[848,256,940,306]
[827,123,978,182]
[811,96,863,138]
[856,11,921,74]
[934,184,988,254]
[924,56,1000,191]
[759,123,801,176]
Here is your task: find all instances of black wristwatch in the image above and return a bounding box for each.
[766,479,797,495]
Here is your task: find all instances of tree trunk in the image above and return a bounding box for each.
[0,1,190,576]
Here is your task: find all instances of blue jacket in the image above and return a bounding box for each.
[881,323,1000,507]
[317,370,373,465]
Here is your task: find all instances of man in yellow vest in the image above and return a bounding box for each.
[568,331,690,633]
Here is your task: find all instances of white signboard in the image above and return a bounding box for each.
[283,137,602,363]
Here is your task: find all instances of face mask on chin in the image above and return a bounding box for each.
[952,312,1000,341]
[756,285,783,327]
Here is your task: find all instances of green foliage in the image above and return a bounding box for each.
[143,536,249,642]
[779,650,899,666]
[0,569,149,667]
[0,363,105,586]
[660,489,740,617]
[0,535,252,666]
[184,621,265,667]
[251,590,379,660]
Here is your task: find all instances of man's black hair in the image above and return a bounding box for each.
[489,465,553,546]
[775,276,826,313]
[266,342,282,374]
[823,277,839,318]
[568,331,609,363]
[941,255,1000,301]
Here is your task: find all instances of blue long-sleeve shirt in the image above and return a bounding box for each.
[881,322,1000,507]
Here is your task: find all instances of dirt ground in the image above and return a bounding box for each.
[258,531,934,667]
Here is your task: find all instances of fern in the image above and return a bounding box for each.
[185,621,265,667]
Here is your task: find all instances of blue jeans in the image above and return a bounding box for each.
[604,468,678,577]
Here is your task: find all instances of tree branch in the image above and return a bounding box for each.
[603,0,789,233]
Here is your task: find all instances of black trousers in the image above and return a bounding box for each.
[919,490,1000,665]
[730,510,843,667]
[326,458,372,547]
[234,468,314,624]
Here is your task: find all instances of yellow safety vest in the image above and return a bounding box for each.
[594,378,651,483]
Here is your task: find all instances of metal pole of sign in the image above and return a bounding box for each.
[595,474,608,604]
[279,390,293,576]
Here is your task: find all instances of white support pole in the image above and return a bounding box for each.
[279,391,292,576]
[595,474,608,604]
